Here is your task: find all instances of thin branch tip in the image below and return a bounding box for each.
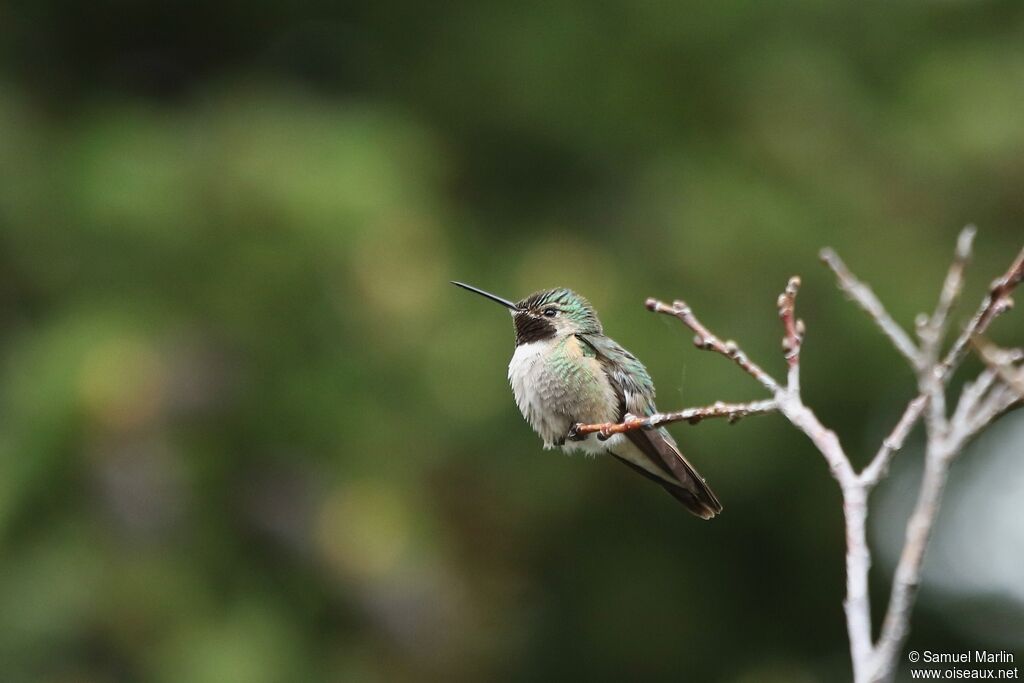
[956,225,977,258]
[918,227,977,368]
[647,294,781,393]
[778,276,804,366]
[821,247,921,368]
[937,242,1024,381]
[860,395,929,488]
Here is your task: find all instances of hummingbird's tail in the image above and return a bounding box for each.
[656,477,722,520]
[612,428,723,520]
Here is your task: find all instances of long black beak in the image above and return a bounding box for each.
[451,281,519,311]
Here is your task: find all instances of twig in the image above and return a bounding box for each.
[778,276,804,369]
[972,339,1024,399]
[570,399,778,439]
[947,367,1020,442]
[917,226,977,426]
[917,226,976,365]
[950,368,998,428]
[936,245,1024,383]
[820,247,922,369]
[646,298,781,394]
[966,384,1021,437]
[859,395,929,488]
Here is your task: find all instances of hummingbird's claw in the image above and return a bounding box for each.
[566,424,584,442]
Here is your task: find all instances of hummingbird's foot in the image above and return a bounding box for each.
[566,424,585,442]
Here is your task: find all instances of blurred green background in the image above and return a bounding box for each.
[1,1,1023,681]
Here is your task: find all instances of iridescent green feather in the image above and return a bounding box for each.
[517,288,602,335]
[577,333,656,417]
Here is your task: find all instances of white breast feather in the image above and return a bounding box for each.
[509,342,567,448]
[508,340,619,456]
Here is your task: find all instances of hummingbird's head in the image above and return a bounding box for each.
[451,282,602,346]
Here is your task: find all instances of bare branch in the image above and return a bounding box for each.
[646,298,782,394]
[870,241,1024,683]
[871,454,951,682]
[650,278,870,679]
[917,226,976,364]
[972,338,1024,399]
[569,399,778,439]
[843,485,874,678]
[649,287,855,485]
[937,244,1024,382]
[820,248,922,370]
[777,276,805,393]
[777,276,804,368]
[951,368,999,429]
[964,384,1022,439]
[860,395,929,488]
[912,229,977,429]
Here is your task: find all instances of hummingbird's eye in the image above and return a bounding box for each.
[543,307,558,317]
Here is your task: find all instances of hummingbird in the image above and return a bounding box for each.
[452,281,722,519]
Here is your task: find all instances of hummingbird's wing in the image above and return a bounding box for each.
[621,425,723,519]
[579,334,724,520]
